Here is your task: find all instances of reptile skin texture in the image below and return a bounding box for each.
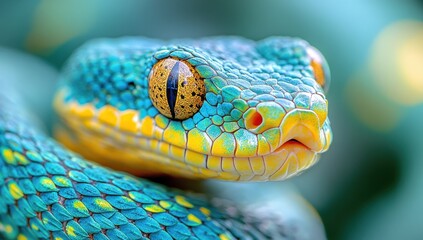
[54,37,332,181]
[0,37,332,239]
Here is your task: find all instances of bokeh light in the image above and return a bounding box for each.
[371,20,423,106]
[26,1,97,54]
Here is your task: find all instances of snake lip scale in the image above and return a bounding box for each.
[55,97,330,181]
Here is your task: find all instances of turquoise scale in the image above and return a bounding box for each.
[0,88,290,239]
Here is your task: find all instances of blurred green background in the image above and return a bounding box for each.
[1,1,423,239]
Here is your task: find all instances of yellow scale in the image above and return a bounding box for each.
[54,80,329,181]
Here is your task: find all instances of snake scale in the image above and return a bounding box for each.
[0,37,332,239]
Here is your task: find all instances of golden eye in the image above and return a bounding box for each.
[148,58,205,120]
[307,46,331,92]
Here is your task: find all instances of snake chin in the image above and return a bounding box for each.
[253,140,319,181]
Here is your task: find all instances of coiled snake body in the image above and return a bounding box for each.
[0,37,332,239]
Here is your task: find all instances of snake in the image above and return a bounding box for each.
[0,36,332,239]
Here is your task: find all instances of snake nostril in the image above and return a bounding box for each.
[246,111,263,129]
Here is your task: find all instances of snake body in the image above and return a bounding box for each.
[0,37,332,239]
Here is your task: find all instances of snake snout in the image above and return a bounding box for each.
[243,100,327,153]
[279,109,324,152]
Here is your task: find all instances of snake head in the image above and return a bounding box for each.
[55,36,332,181]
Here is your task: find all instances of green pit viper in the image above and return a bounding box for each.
[0,36,332,239]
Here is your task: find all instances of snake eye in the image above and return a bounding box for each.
[307,46,331,92]
[148,58,205,120]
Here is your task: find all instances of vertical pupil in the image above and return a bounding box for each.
[166,61,180,119]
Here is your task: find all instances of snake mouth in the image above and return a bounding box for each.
[245,121,330,181]
[278,139,309,151]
